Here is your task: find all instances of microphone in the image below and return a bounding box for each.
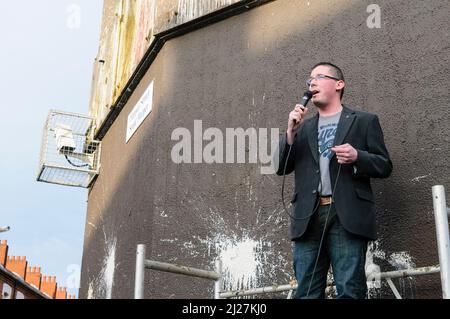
[294,90,313,124]
[300,90,313,107]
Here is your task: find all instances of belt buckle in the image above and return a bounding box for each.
[320,196,332,206]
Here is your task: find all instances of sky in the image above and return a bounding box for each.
[0,0,103,298]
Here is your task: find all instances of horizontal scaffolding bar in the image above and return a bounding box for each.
[220,283,297,298]
[379,265,440,280]
[219,265,441,298]
[145,260,220,281]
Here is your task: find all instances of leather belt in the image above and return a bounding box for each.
[319,196,333,206]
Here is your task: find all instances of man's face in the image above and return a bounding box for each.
[308,65,343,107]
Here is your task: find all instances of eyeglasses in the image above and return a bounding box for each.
[306,74,341,86]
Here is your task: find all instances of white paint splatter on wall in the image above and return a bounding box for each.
[365,240,416,299]
[189,230,286,293]
[102,236,116,299]
[218,235,260,290]
[87,232,117,299]
[388,252,416,270]
[366,241,386,296]
[158,181,292,295]
[210,233,274,291]
[411,173,431,183]
[87,282,94,299]
[191,190,291,292]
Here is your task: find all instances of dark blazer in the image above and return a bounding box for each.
[276,105,392,241]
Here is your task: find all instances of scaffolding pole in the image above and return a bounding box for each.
[214,259,223,299]
[134,244,146,299]
[134,244,221,299]
[432,185,450,299]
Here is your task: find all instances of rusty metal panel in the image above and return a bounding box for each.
[88,0,244,135]
[89,0,157,132]
[154,0,242,33]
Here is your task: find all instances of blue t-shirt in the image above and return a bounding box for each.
[317,111,341,195]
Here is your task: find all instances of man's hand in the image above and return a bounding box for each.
[286,105,308,144]
[331,143,358,164]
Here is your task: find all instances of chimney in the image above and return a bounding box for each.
[5,256,27,279]
[25,266,42,289]
[0,240,7,266]
[56,287,67,299]
[40,275,57,298]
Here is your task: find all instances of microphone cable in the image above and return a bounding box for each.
[280,140,343,298]
[306,163,342,298]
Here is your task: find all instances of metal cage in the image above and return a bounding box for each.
[37,110,101,188]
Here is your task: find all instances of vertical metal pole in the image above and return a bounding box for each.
[134,244,146,299]
[432,185,450,299]
[214,259,222,299]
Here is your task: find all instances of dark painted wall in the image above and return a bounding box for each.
[80,0,450,298]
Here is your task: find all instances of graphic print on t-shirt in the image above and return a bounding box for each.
[318,123,338,159]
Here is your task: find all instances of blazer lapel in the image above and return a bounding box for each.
[332,105,356,158]
[306,113,320,165]
[306,105,356,164]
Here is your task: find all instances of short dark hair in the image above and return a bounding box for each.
[311,62,345,99]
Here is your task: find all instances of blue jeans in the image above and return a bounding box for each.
[293,203,368,299]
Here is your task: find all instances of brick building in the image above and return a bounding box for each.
[0,240,76,299]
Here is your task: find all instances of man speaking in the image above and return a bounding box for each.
[276,62,392,298]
